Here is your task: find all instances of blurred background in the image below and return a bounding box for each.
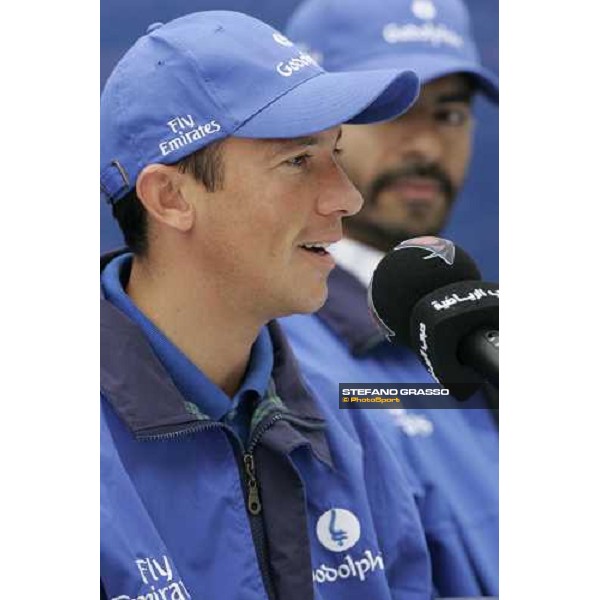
[100,0,498,281]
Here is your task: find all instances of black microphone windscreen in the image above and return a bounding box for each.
[368,236,499,400]
[369,236,481,345]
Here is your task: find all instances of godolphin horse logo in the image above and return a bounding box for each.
[316,508,361,552]
[328,509,349,547]
[396,236,456,265]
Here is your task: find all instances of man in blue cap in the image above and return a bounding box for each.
[100,10,433,600]
[283,0,499,597]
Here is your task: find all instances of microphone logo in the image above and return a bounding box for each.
[316,508,361,552]
[396,236,456,265]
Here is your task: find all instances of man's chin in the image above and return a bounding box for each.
[294,291,328,315]
[275,287,329,319]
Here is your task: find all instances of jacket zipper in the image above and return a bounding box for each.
[242,410,328,515]
[244,412,284,511]
[240,412,285,600]
[140,417,283,600]
[139,411,326,599]
[243,453,262,515]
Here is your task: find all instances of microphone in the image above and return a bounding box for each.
[367,236,499,401]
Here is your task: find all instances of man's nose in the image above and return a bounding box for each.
[317,166,364,217]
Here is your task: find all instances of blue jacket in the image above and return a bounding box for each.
[100,254,432,600]
[280,266,499,597]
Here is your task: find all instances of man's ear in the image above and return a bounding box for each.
[136,164,194,233]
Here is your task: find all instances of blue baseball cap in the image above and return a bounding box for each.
[286,0,498,102]
[101,11,420,204]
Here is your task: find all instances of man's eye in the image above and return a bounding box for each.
[333,147,344,157]
[436,108,470,126]
[285,153,311,167]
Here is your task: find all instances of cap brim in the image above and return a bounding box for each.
[346,53,498,103]
[234,68,420,138]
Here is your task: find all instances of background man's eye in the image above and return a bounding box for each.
[436,108,469,126]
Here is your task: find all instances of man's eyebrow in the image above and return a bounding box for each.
[266,129,343,157]
[436,90,475,104]
[277,135,320,149]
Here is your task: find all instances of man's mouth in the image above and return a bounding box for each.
[387,178,442,202]
[299,241,333,256]
[368,165,455,207]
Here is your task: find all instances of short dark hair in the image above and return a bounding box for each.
[111,141,225,256]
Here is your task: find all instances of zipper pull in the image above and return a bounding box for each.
[244,453,262,516]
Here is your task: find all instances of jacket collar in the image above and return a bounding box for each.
[100,250,332,464]
[316,266,385,356]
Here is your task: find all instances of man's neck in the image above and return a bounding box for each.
[127,256,262,398]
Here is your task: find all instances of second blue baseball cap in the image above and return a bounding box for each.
[101,11,420,204]
[286,0,498,102]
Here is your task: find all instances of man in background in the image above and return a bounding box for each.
[282,0,499,596]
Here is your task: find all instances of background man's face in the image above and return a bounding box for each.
[183,128,363,320]
[338,74,475,251]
